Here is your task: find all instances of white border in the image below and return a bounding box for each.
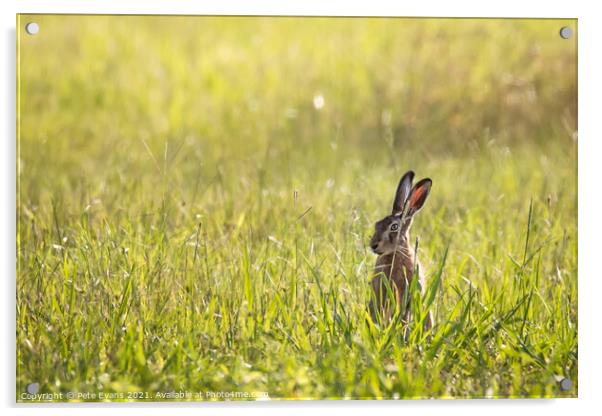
[2,1,601,415]
[2,0,586,17]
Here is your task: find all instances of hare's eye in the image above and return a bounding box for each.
[390,223,399,231]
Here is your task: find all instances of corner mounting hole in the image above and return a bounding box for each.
[26,382,39,394]
[559,26,572,39]
[25,22,39,35]
[560,378,573,391]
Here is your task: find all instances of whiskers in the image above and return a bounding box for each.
[373,243,414,271]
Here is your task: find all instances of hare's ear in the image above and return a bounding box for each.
[406,178,432,217]
[392,170,415,215]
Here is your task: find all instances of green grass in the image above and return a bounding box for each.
[17,15,577,400]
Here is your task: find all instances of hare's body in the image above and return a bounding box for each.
[369,240,432,328]
[368,170,433,330]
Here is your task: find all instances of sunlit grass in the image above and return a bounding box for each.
[17,15,577,400]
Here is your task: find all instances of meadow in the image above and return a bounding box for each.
[16,16,577,400]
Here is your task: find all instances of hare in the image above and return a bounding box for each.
[368,170,433,331]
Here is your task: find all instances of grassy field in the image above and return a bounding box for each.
[17,16,577,400]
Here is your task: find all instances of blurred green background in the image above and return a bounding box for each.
[17,16,577,400]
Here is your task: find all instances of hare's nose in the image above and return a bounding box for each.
[371,242,378,251]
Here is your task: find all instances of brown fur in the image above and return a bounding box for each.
[368,171,433,331]
[369,233,432,329]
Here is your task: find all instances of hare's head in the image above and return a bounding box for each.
[369,171,432,255]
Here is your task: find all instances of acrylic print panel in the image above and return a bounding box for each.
[16,15,577,402]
